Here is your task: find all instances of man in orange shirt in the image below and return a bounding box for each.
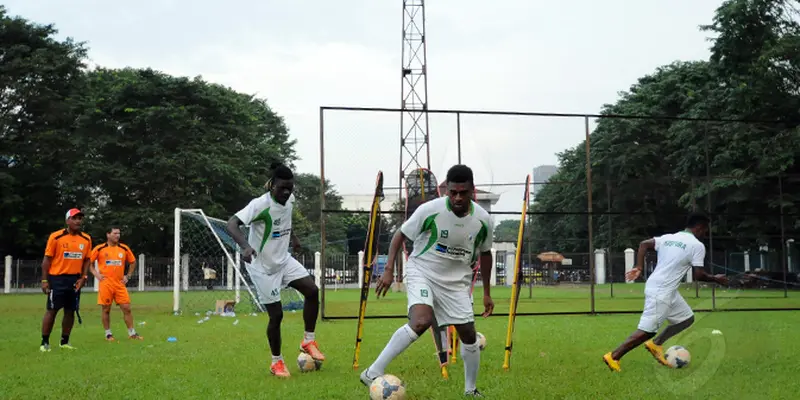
[90,226,143,341]
[40,208,93,352]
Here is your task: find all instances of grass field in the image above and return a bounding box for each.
[1,285,799,399]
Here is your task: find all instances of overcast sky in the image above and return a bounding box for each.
[7,0,724,220]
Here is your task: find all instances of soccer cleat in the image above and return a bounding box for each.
[603,352,621,372]
[39,344,51,352]
[129,334,144,341]
[359,368,379,387]
[465,389,484,397]
[300,340,326,361]
[270,360,291,378]
[60,343,77,350]
[105,334,116,342]
[644,340,669,367]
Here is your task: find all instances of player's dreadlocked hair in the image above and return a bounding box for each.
[446,164,474,185]
[265,162,294,191]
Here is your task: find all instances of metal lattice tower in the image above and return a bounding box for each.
[399,0,431,192]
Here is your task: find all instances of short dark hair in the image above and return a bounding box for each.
[446,164,474,185]
[270,162,294,181]
[686,212,710,228]
[106,226,121,234]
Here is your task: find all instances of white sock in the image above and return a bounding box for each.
[461,340,480,392]
[128,328,136,336]
[304,331,315,342]
[368,324,419,376]
[105,329,112,337]
[271,355,283,363]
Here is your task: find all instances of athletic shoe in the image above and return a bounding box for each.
[301,340,326,361]
[270,360,291,378]
[39,344,51,352]
[603,352,621,372]
[644,340,669,367]
[359,368,379,387]
[129,334,144,340]
[60,343,77,350]
[105,334,116,342]
[465,389,484,397]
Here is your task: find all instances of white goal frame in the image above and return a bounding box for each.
[173,207,266,314]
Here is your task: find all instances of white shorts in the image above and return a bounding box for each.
[637,290,694,333]
[406,270,474,326]
[245,257,310,305]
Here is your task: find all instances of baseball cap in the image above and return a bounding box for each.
[65,208,85,220]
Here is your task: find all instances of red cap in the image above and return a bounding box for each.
[65,208,85,220]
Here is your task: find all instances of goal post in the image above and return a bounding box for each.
[172,207,275,315]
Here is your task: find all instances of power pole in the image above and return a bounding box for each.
[399,0,431,194]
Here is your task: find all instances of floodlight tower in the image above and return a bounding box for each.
[399,0,431,194]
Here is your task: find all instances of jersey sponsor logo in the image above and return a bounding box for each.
[63,252,83,260]
[434,243,471,258]
[663,240,687,250]
[271,228,291,238]
[105,260,123,266]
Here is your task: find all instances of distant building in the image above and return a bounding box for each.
[532,165,558,202]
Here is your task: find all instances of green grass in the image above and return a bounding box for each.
[1,285,799,399]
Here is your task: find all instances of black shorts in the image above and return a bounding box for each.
[47,274,81,311]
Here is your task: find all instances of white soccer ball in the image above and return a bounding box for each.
[369,374,407,400]
[476,332,486,351]
[665,345,691,369]
[296,352,321,372]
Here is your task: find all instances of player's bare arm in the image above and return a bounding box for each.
[376,229,408,297]
[41,256,52,294]
[625,238,655,281]
[91,260,104,281]
[76,257,91,290]
[124,261,137,284]
[290,232,302,253]
[693,266,728,286]
[225,215,256,262]
[479,251,494,317]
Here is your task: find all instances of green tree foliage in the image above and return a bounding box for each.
[72,68,296,256]
[529,0,800,255]
[0,9,307,257]
[0,7,88,257]
[494,219,521,243]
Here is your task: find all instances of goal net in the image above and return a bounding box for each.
[172,208,305,316]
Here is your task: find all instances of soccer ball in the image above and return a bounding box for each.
[369,374,406,400]
[476,332,486,351]
[296,352,321,372]
[665,345,691,369]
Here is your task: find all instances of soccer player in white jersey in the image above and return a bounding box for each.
[226,163,325,378]
[360,164,495,397]
[603,213,728,372]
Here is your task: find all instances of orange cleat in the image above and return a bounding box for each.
[301,340,326,361]
[270,360,291,378]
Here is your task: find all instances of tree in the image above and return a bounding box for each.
[494,219,520,242]
[528,0,800,255]
[0,7,88,257]
[71,67,297,256]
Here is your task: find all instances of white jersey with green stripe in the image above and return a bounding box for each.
[235,193,295,274]
[401,197,493,287]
